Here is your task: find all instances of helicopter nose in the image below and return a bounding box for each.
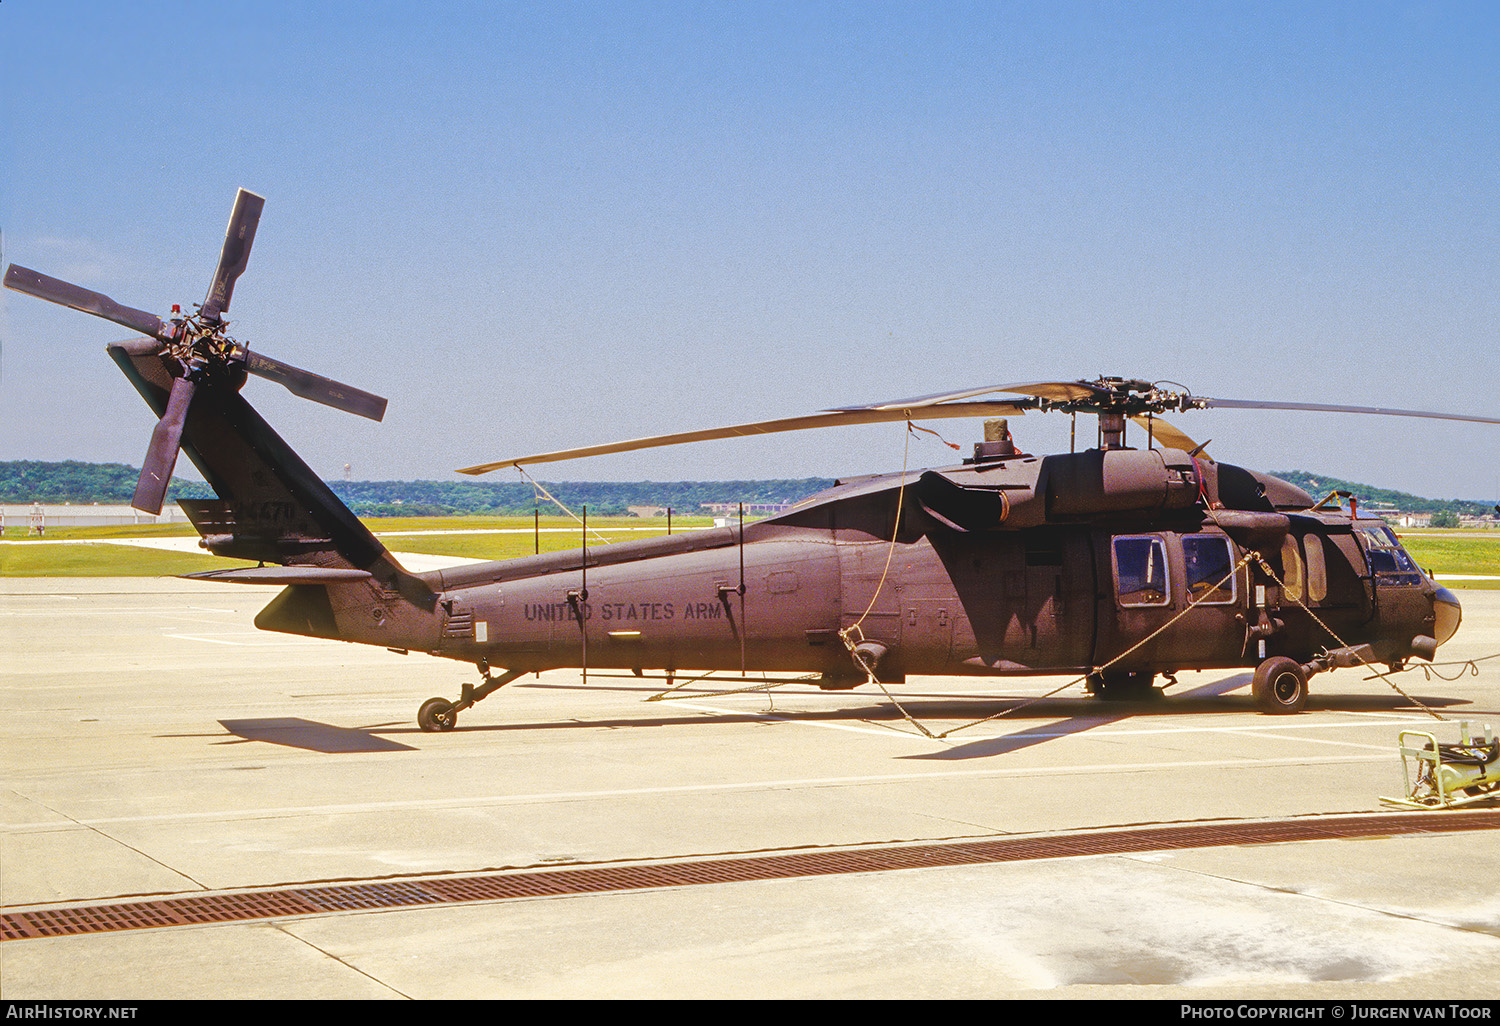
[1433,585,1462,646]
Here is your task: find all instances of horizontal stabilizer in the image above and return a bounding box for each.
[182,566,374,586]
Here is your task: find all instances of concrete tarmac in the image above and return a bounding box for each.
[3,577,1499,1000]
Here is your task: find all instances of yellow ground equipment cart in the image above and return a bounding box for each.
[1382,722,1500,810]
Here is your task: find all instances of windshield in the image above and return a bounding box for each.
[1356,524,1418,575]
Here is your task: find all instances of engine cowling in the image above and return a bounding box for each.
[1043,448,1200,518]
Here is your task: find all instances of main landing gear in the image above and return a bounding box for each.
[1251,656,1308,715]
[1248,644,1375,715]
[418,666,526,732]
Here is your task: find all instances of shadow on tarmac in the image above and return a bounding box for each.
[366,673,1472,745]
[217,717,418,753]
[186,673,1473,754]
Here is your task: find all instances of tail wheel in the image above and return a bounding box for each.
[1252,657,1308,714]
[418,697,458,732]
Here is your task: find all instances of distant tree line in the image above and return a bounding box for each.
[0,461,215,505]
[325,477,836,516]
[0,461,833,516]
[7,461,1489,521]
[1273,471,1492,520]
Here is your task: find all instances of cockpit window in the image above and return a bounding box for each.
[1183,534,1236,605]
[1114,535,1169,607]
[1356,525,1417,575]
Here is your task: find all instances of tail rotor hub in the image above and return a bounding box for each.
[2,189,388,514]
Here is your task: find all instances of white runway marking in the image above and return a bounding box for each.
[162,634,251,646]
[162,632,281,646]
[670,696,1438,745]
[0,753,1382,833]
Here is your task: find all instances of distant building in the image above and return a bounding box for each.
[627,505,667,518]
[702,502,792,516]
[0,503,190,531]
[1364,507,1427,527]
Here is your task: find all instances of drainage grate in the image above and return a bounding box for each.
[4,810,1496,942]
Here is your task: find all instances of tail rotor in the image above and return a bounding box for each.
[4,189,387,514]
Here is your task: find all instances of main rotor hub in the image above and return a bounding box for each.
[1023,378,1206,451]
[1062,377,1196,417]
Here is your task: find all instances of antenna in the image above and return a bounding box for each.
[565,506,590,688]
[738,503,746,676]
[580,506,589,687]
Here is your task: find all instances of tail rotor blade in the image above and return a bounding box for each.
[200,189,265,323]
[4,264,167,340]
[132,375,196,515]
[239,348,388,421]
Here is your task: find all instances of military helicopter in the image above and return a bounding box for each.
[5,190,1488,732]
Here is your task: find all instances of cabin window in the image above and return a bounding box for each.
[1183,534,1236,605]
[1280,535,1304,603]
[1305,535,1328,603]
[1114,535,1169,607]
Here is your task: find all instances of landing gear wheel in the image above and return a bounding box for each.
[418,696,458,732]
[1252,656,1308,715]
[1086,670,1157,701]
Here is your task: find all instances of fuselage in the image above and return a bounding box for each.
[280,460,1454,686]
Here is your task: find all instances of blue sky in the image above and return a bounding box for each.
[2,1,1497,499]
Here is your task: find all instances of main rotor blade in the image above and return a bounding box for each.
[457,400,1031,474]
[1129,415,1209,459]
[133,375,196,515]
[832,380,1102,412]
[238,348,388,421]
[4,264,167,340]
[1196,397,1500,426]
[200,189,265,323]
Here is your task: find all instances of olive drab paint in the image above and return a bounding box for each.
[3,193,1474,730]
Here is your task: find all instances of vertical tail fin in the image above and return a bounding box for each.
[109,338,427,604]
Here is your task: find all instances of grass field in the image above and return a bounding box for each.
[372,515,716,563]
[0,543,247,577]
[1394,531,1500,588]
[0,514,714,541]
[1,522,198,540]
[0,515,716,576]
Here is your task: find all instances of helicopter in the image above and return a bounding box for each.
[4,190,1488,732]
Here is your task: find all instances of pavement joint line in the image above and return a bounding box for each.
[1141,853,1500,943]
[272,923,415,998]
[5,811,1498,942]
